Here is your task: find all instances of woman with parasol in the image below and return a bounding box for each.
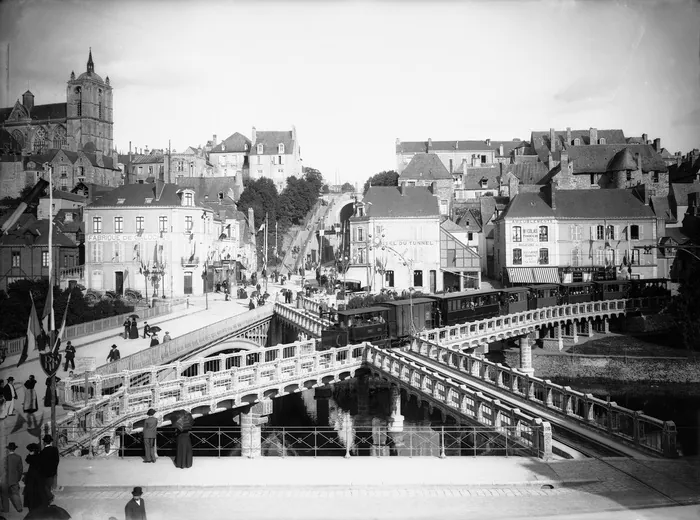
[173,410,193,469]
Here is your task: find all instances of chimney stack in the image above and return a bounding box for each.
[550,180,557,210]
[589,128,598,145]
[251,127,257,146]
[486,138,491,147]
[642,133,648,144]
[427,138,432,152]
[22,90,34,112]
[653,138,661,152]
[212,134,217,146]
[248,207,255,237]
[549,128,556,151]
[566,127,572,146]
[498,143,504,157]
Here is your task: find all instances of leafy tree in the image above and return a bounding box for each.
[237,178,280,231]
[363,170,398,194]
[669,253,700,353]
[321,184,330,194]
[341,182,355,193]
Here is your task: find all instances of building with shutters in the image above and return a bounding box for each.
[494,186,660,285]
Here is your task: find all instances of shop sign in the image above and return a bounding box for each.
[385,240,436,247]
[88,233,162,242]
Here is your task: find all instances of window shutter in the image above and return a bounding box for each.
[614,225,620,240]
[590,226,594,240]
[570,224,574,240]
[639,224,644,240]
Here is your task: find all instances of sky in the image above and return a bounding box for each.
[0,0,699,186]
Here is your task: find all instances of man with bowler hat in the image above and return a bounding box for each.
[2,377,17,416]
[63,341,76,371]
[125,486,147,520]
[142,409,158,463]
[39,434,59,498]
[3,442,23,513]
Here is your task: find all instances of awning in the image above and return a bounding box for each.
[506,267,535,284]
[533,267,560,284]
[341,267,369,287]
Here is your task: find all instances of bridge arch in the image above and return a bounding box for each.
[180,338,261,360]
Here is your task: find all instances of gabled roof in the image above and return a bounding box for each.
[175,176,241,204]
[210,132,251,154]
[44,190,86,203]
[531,129,627,153]
[671,182,700,210]
[396,139,523,155]
[502,162,551,185]
[86,182,205,208]
[566,144,667,174]
[440,219,463,233]
[454,208,483,232]
[361,186,439,218]
[662,227,690,244]
[54,209,84,235]
[0,214,75,247]
[650,196,673,222]
[501,188,656,220]
[0,102,67,124]
[252,130,294,155]
[131,153,164,165]
[460,166,500,190]
[399,153,452,180]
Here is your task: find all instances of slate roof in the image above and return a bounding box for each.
[663,227,690,244]
[670,155,700,183]
[87,182,204,208]
[0,102,67,124]
[0,214,75,247]
[566,144,667,174]
[531,129,626,153]
[46,190,86,203]
[460,166,500,190]
[400,153,452,180]
[361,186,439,218]
[252,130,294,155]
[397,139,523,156]
[131,153,164,165]
[502,162,551,185]
[440,219,463,233]
[454,208,483,232]
[501,188,656,220]
[671,182,700,210]
[175,176,241,203]
[608,148,638,171]
[210,132,251,154]
[54,209,84,235]
[650,196,673,222]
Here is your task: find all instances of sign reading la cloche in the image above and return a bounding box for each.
[88,233,162,242]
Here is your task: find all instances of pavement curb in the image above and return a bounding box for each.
[58,479,600,493]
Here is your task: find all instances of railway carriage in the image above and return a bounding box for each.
[559,282,596,304]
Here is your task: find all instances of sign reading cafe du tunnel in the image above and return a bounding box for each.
[87,233,162,242]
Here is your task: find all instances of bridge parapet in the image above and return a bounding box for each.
[418,297,666,348]
[407,337,677,457]
[274,302,328,337]
[53,339,366,455]
[364,345,552,459]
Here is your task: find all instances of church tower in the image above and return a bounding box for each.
[66,48,113,154]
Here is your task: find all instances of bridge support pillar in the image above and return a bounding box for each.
[602,316,610,334]
[238,406,268,458]
[313,386,332,425]
[518,336,535,376]
[585,318,594,338]
[542,323,563,351]
[388,385,404,433]
[571,321,579,344]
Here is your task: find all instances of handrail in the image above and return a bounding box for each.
[407,336,677,457]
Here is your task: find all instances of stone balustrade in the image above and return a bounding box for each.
[274,302,327,337]
[297,294,322,315]
[53,339,366,453]
[417,298,663,349]
[364,347,552,459]
[407,337,677,457]
[59,265,85,280]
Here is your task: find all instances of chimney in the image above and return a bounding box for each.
[212,134,217,146]
[653,138,661,152]
[248,207,255,237]
[550,180,557,210]
[22,90,34,112]
[560,150,569,177]
[498,143,504,157]
[251,127,257,146]
[395,138,400,149]
[486,138,491,147]
[427,138,432,152]
[431,181,437,194]
[589,128,598,145]
[549,128,556,151]
[155,162,165,201]
[566,127,572,146]
[635,152,643,172]
[145,146,149,155]
[291,125,297,142]
[642,133,648,144]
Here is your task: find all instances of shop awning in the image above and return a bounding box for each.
[506,267,535,284]
[533,267,560,284]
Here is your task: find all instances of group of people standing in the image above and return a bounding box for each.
[0,374,61,420]
[4,435,60,513]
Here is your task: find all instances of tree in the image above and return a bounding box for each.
[321,184,330,194]
[341,182,355,193]
[363,170,398,194]
[237,178,280,231]
[669,251,700,353]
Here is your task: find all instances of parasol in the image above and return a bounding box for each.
[129,314,140,319]
[171,410,194,432]
[148,326,162,333]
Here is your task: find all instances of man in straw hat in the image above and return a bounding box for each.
[125,486,147,520]
[142,409,158,463]
[4,442,23,512]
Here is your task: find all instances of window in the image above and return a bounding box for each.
[538,248,549,264]
[60,177,68,191]
[631,249,641,265]
[571,247,581,267]
[571,225,582,241]
[653,171,659,183]
[630,225,639,240]
[467,232,473,241]
[75,87,82,116]
[33,127,47,153]
[599,138,606,145]
[574,138,581,145]
[114,216,123,233]
[98,90,103,119]
[42,251,49,268]
[278,155,282,165]
[481,155,486,164]
[148,166,153,175]
[596,225,604,240]
[449,159,453,173]
[413,270,423,287]
[136,216,145,232]
[590,174,596,185]
[595,249,605,266]
[257,144,263,154]
[11,251,20,268]
[185,216,193,232]
[480,179,488,188]
[358,248,366,264]
[539,225,548,242]
[92,216,102,233]
[512,226,522,242]
[626,171,632,181]
[512,248,522,265]
[606,225,615,240]
[358,228,364,241]
[91,243,104,263]
[53,127,67,149]
[385,270,394,287]
[159,216,168,233]
[184,192,194,206]
[278,143,285,154]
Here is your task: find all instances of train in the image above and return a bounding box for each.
[320,278,670,349]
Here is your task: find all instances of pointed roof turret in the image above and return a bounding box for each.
[87,47,94,74]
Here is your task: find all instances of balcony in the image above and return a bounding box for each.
[181,256,200,267]
[60,265,84,280]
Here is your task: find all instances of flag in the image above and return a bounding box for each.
[153,242,159,265]
[19,293,42,367]
[41,281,53,333]
[258,223,266,233]
[54,292,72,353]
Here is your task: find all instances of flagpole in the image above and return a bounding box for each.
[47,163,55,332]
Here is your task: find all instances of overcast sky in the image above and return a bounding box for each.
[1,0,698,185]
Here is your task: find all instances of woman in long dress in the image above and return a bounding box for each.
[23,375,38,413]
[129,318,139,339]
[175,425,193,469]
[24,443,51,511]
[43,376,60,407]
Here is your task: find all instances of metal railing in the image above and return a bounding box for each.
[1,298,188,358]
[407,337,677,457]
[58,425,536,459]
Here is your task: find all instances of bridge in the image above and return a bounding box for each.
[52,295,676,460]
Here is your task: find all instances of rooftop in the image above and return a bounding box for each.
[86,182,207,208]
[252,130,295,155]
[360,186,439,218]
[400,153,452,181]
[210,132,251,154]
[397,139,522,156]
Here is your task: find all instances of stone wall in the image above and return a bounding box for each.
[504,349,700,384]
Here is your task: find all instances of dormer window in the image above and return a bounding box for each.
[573,138,581,146]
[278,143,285,154]
[145,197,153,204]
[257,144,263,155]
[599,138,606,145]
[218,192,224,201]
[117,198,125,204]
[183,192,194,206]
[480,178,488,189]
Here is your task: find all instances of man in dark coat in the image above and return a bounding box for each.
[4,377,17,417]
[4,442,23,513]
[142,409,158,463]
[39,435,59,499]
[142,322,151,339]
[149,334,159,348]
[125,486,147,520]
[63,341,76,371]
[107,345,121,363]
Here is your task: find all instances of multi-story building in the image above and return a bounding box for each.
[397,153,453,216]
[170,146,210,179]
[83,180,219,297]
[207,133,251,177]
[395,138,523,176]
[494,184,660,285]
[249,127,303,191]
